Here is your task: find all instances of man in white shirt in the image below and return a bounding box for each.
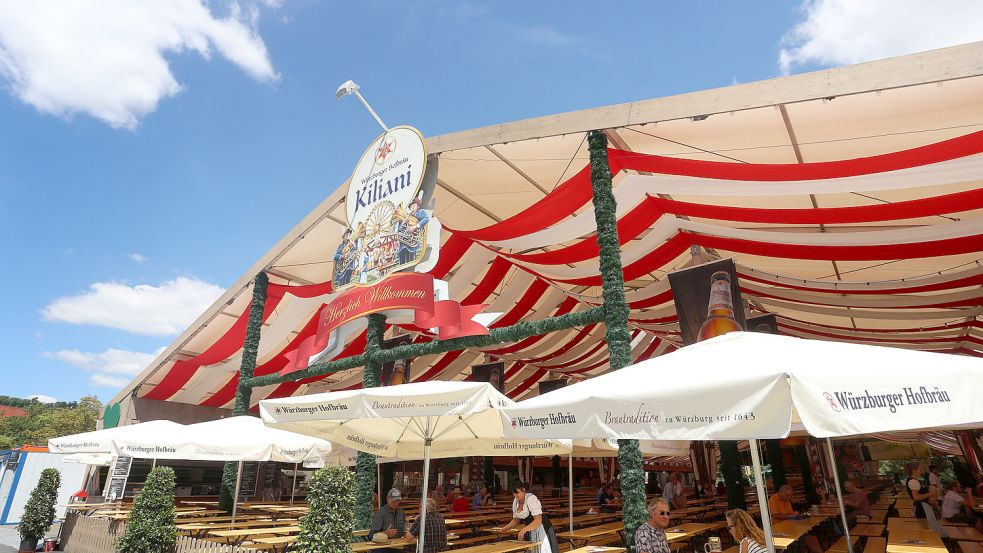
[941,481,983,532]
[662,473,686,509]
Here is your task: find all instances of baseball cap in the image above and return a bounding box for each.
[388,488,402,500]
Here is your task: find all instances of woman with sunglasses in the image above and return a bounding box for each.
[635,499,672,553]
[500,481,558,553]
[725,509,767,553]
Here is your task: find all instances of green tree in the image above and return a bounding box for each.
[0,396,101,450]
[116,466,177,553]
[298,465,356,553]
[17,468,61,545]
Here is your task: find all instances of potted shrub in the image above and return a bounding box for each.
[17,468,61,552]
[297,465,356,553]
[115,466,176,553]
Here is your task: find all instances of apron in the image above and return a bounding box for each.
[907,477,929,519]
[515,493,558,553]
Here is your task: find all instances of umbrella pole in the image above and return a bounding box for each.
[378,462,382,510]
[568,451,574,532]
[825,438,853,553]
[151,458,156,470]
[291,463,298,506]
[231,461,243,525]
[749,439,776,553]
[419,420,433,553]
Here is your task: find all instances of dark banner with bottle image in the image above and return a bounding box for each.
[381,334,412,386]
[747,313,778,334]
[668,258,747,346]
[472,361,506,394]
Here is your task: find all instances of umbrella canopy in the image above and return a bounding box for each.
[259,380,571,458]
[501,332,983,440]
[62,452,114,466]
[48,420,187,454]
[572,439,690,458]
[112,415,334,463]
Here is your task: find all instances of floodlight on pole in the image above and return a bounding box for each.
[335,80,388,131]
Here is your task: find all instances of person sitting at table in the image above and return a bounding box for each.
[941,481,983,532]
[472,486,491,510]
[431,485,446,506]
[404,498,448,553]
[634,498,671,553]
[370,488,406,551]
[597,484,618,513]
[726,508,767,553]
[501,481,557,553]
[451,487,470,512]
[843,480,870,522]
[769,485,823,553]
[662,473,680,507]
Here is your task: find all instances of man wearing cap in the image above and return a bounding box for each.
[371,488,407,550]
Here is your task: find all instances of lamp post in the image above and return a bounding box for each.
[336,80,389,131]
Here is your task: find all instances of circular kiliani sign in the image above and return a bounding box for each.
[333,126,431,290]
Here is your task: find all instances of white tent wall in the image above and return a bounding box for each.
[0,451,86,525]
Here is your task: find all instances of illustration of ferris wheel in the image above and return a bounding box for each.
[365,201,396,237]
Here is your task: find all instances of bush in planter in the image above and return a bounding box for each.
[297,465,356,553]
[17,468,61,548]
[115,466,176,553]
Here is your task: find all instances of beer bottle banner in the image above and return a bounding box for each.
[380,334,413,386]
[471,361,506,394]
[668,258,748,346]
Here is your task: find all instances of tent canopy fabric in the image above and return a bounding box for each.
[259,381,571,459]
[108,43,983,434]
[500,332,983,440]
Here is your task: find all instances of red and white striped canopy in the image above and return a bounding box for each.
[114,43,983,415]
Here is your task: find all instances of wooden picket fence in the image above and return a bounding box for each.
[59,512,264,552]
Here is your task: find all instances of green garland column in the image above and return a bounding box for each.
[587,130,644,552]
[355,313,385,531]
[220,271,269,512]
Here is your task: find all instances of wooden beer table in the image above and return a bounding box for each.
[851,524,886,537]
[770,515,830,549]
[886,529,946,553]
[555,522,624,548]
[208,525,299,547]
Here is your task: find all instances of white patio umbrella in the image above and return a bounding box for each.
[49,420,187,454]
[260,380,572,553]
[112,415,335,522]
[501,331,983,553]
[62,452,114,466]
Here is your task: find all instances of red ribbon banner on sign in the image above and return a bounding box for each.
[280,273,490,375]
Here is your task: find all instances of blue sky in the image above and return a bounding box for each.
[2,1,981,403]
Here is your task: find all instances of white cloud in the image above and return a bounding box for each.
[89,374,132,389]
[41,276,225,336]
[44,347,166,389]
[779,0,983,74]
[129,253,148,263]
[0,1,280,130]
[506,23,576,48]
[27,394,58,403]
